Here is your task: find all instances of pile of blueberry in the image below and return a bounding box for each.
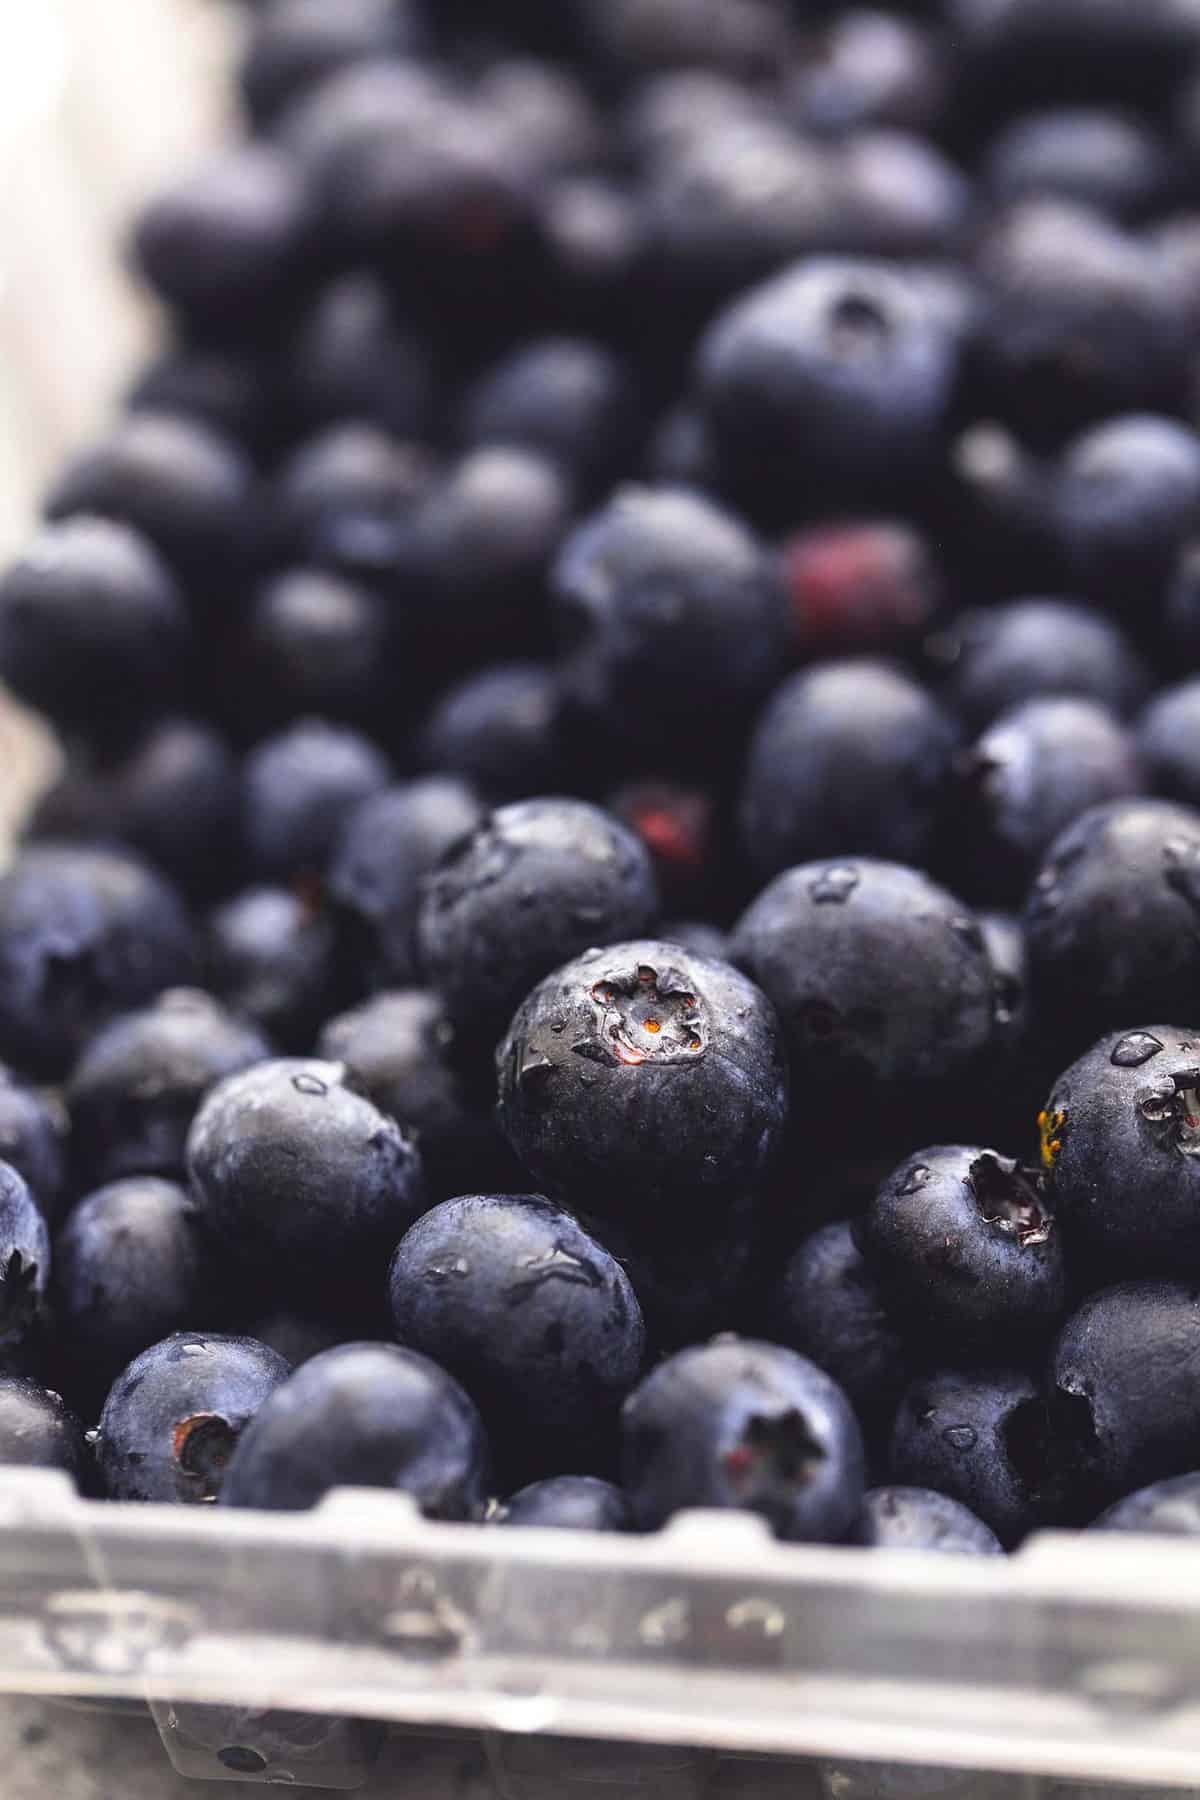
[6,0,1200,1556]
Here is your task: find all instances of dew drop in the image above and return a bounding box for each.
[291,1073,328,1097]
[1111,1033,1164,1069]
[942,1426,977,1452]
[426,1257,470,1283]
[809,865,860,905]
[899,1164,932,1195]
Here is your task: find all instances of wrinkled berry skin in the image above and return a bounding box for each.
[389,1195,644,1481]
[0,1377,86,1485]
[0,1163,50,1351]
[417,799,659,1042]
[621,1337,865,1544]
[730,860,994,1146]
[861,1146,1065,1352]
[0,846,196,1079]
[1092,1472,1200,1535]
[1039,1027,1200,1278]
[186,1059,425,1296]
[318,991,517,1203]
[771,1220,910,1435]
[206,886,340,1053]
[0,1069,67,1230]
[1024,800,1200,1055]
[96,1332,290,1504]
[888,1369,1056,1548]
[851,1486,1003,1556]
[496,940,788,1218]
[221,1342,489,1518]
[1050,1282,1200,1516]
[53,1178,202,1401]
[498,1474,631,1532]
[551,487,787,767]
[67,990,269,1185]
[739,661,958,880]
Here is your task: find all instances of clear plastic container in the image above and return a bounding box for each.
[4,8,1200,1797]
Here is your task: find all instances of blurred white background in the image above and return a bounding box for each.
[0,0,236,553]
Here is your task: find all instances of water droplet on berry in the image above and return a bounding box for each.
[291,1073,327,1097]
[942,1426,977,1451]
[808,865,859,904]
[1111,1033,1164,1069]
[899,1164,932,1195]
[950,915,984,954]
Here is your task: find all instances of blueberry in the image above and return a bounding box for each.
[240,0,428,126]
[0,1069,68,1231]
[243,719,392,883]
[1039,1027,1200,1278]
[1050,1281,1200,1514]
[696,258,964,506]
[739,661,958,882]
[417,798,658,1043]
[132,146,316,332]
[239,1313,345,1371]
[66,989,268,1184]
[186,1058,425,1295]
[206,886,341,1052]
[459,337,641,497]
[930,597,1149,731]
[0,1377,86,1485]
[730,860,994,1147]
[1092,1472,1200,1534]
[947,696,1141,908]
[581,0,794,80]
[53,1178,202,1399]
[592,1197,758,1352]
[840,130,969,259]
[497,1475,632,1532]
[101,719,244,900]
[785,10,947,139]
[270,425,437,580]
[318,990,518,1202]
[280,275,434,442]
[475,58,602,180]
[1137,680,1200,808]
[220,1342,489,1517]
[888,1369,1056,1547]
[0,517,189,741]
[552,487,787,766]
[96,1332,289,1503]
[771,1220,910,1436]
[496,940,788,1216]
[328,778,483,990]
[0,845,197,1078]
[621,1337,864,1543]
[779,519,941,660]
[537,174,648,332]
[243,569,394,729]
[419,664,564,802]
[850,1486,1004,1555]
[389,1194,645,1479]
[982,108,1171,219]
[861,1146,1065,1352]
[126,347,273,459]
[1024,800,1200,1054]
[45,412,255,592]
[0,1164,50,1351]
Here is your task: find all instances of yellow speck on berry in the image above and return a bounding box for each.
[1038,1107,1066,1171]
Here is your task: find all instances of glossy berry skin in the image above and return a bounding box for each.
[932,598,1148,732]
[0,1164,50,1351]
[949,697,1141,909]
[552,487,787,767]
[1050,1282,1200,1515]
[206,886,340,1053]
[779,518,941,659]
[417,799,659,1042]
[696,259,962,502]
[982,108,1170,219]
[1038,1028,1200,1278]
[730,860,994,1144]
[0,517,189,739]
[270,425,437,581]
[1137,680,1200,809]
[53,1178,202,1394]
[281,276,434,444]
[329,779,483,990]
[1051,415,1200,613]
[459,337,640,496]
[1092,1473,1200,1535]
[1024,800,1200,1053]
[621,1338,865,1544]
[243,719,392,882]
[244,569,393,729]
[860,1146,1065,1353]
[771,1220,910,1435]
[66,990,269,1185]
[131,146,315,330]
[0,846,196,1078]
[497,940,788,1218]
[318,991,518,1202]
[220,1342,489,1518]
[389,1195,645,1479]
[888,1369,1055,1547]
[44,413,256,593]
[96,1333,289,1504]
[0,1070,67,1231]
[0,1377,87,1486]
[739,661,958,881]
[419,664,563,802]
[498,1475,631,1532]
[851,1486,1003,1556]
[187,1059,425,1296]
